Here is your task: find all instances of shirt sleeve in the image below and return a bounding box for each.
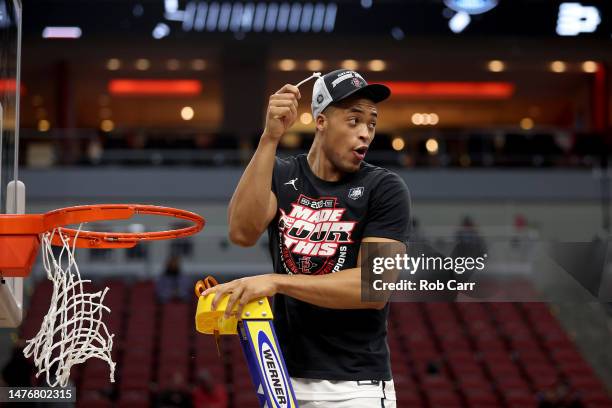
[271,156,281,195]
[362,172,411,243]
[271,156,292,196]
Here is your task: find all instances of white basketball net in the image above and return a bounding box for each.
[23,226,116,387]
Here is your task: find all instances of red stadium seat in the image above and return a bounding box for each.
[570,375,608,392]
[425,389,462,407]
[462,388,500,405]
[582,389,612,406]
[234,392,262,408]
[119,376,150,392]
[80,376,114,392]
[456,373,490,389]
[396,390,423,406]
[117,390,150,408]
[77,397,113,408]
[503,388,537,406]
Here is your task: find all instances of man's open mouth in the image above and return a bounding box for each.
[353,146,368,160]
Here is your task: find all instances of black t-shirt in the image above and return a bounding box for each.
[268,153,411,381]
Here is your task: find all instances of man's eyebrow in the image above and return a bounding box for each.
[348,107,378,117]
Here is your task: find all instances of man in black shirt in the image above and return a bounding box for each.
[204,69,411,407]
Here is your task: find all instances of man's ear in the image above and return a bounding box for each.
[316,113,327,133]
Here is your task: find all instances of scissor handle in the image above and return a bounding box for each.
[194,276,219,298]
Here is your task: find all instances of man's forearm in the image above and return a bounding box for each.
[273,268,385,310]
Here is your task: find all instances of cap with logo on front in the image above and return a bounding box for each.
[311,69,391,118]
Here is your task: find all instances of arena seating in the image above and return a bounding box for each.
[18,279,612,408]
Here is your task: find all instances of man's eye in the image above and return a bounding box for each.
[348,118,357,125]
[369,122,377,129]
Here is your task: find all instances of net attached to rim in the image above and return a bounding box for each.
[2,204,205,387]
[23,225,116,387]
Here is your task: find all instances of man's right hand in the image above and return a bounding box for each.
[263,84,301,141]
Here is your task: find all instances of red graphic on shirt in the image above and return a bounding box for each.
[278,194,356,275]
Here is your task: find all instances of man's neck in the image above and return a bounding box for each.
[306,140,343,182]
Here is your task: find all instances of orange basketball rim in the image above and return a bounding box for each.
[0,204,205,277]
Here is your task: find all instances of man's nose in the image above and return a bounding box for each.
[358,125,371,142]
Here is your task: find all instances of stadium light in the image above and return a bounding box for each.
[135,59,151,71]
[152,23,171,39]
[383,82,514,99]
[341,60,359,70]
[487,60,505,72]
[582,61,598,73]
[550,61,567,73]
[444,0,498,34]
[109,79,202,96]
[181,106,195,121]
[42,26,82,39]
[278,59,297,71]
[368,60,386,72]
[425,138,439,155]
[557,2,601,36]
[520,117,534,130]
[191,59,207,71]
[392,137,405,151]
[163,1,337,34]
[38,120,50,132]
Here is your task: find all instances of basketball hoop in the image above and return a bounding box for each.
[0,204,205,387]
[0,204,205,277]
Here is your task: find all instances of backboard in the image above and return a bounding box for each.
[0,0,23,328]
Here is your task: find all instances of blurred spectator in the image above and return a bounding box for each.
[452,216,487,281]
[192,369,228,408]
[157,255,187,302]
[195,133,215,149]
[511,213,538,260]
[454,216,487,255]
[512,213,528,247]
[156,372,192,408]
[86,135,104,165]
[169,223,195,257]
[1,338,34,387]
[537,380,583,408]
[126,129,147,149]
[514,213,527,231]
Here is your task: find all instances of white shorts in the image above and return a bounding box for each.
[292,377,396,408]
[298,399,396,408]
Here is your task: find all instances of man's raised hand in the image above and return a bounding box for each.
[263,84,301,141]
